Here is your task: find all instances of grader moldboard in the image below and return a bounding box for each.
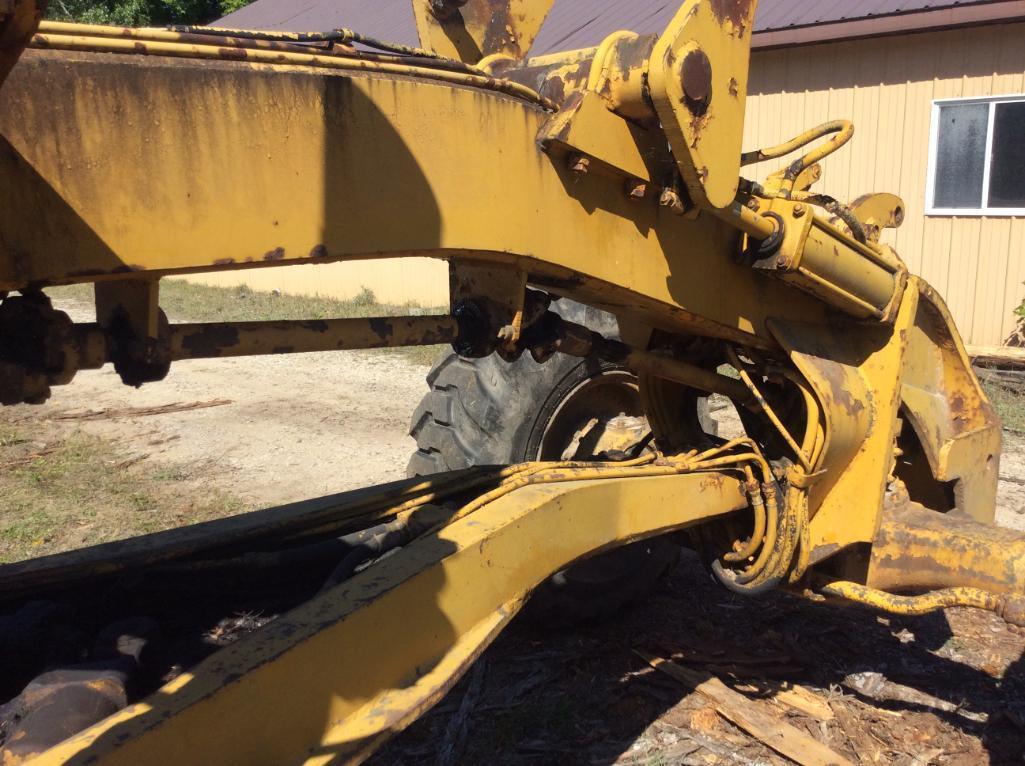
[0,0,1019,762]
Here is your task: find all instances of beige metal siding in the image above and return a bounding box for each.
[746,23,1025,345]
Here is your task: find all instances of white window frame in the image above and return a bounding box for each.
[926,94,1025,217]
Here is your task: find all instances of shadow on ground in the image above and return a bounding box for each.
[370,551,1025,765]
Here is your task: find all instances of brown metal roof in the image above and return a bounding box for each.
[219,0,421,47]
[218,1,1023,54]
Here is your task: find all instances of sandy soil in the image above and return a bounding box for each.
[7,298,431,509]
[23,352,429,507]
[997,433,1025,530]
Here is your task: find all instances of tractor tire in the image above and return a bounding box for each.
[407,301,683,625]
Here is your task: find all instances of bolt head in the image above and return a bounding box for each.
[793,203,807,218]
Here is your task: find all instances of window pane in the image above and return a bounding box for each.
[933,103,988,209]
[988,101,1025,209]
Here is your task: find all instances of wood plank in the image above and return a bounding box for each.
[637,651,853,766]
[773,685,835,722]
[969,345,1025,368]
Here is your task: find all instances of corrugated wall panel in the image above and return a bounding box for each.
[1007,224,1025,341]
[977,218,1013,344]
[747,22,1025,345]
[993,37,1025,342]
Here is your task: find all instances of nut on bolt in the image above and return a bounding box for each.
[625,180,647,202]
[659,188,686,216]
[793,203,807,218]
[569,154,591,175]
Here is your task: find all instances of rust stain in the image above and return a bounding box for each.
[709,0,756,28]
[299,320,329,333]
[369,317,394,341]
[217,47,247,62]
[263,247,285,261]
[689,112,711,147]
[181,324,239,357]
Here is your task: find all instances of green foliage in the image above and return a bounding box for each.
[46,0,253,26]
[218,0,251,13]
[1015,283,1025,319]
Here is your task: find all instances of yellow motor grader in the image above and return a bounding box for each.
[0,0,1020,763]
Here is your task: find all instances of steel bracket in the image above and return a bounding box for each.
[648,0,759,209]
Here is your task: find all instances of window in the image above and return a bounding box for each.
[926,96,1025,216]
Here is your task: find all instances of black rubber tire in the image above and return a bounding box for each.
[407,301,681,625]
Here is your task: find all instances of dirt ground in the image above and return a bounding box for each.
[3,294,1025,764]
[3,296,429,511]
[10,295,1025,528]
[371,551,1025,766]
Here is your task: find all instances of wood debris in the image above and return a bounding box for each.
[637,650,853,766]
[968,344,1025,369]
[54,399,233,421]
[771,683,835,721]
[843,671,987,723]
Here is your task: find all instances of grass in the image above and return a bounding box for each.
[982,380,1025,433]
[0,419,245,564]
[46,280,448,367]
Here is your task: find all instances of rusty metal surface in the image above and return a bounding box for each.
[900,281,1001,524]
[412,0,555,62]
[1,668,129,765]
[648,0,759,209]
[169,316,459,359]
[867,499,1025,599]
[847,192,906,244]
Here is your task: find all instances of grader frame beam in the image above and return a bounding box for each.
[11,469,747,766]
[0,1,1017,764]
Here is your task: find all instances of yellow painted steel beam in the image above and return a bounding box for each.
[867,500,1025,597]
[0,41,831,348]
[412,0,555,63]
[648,0,759,209]
[763,276,999,555]
[25,469,747,766]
